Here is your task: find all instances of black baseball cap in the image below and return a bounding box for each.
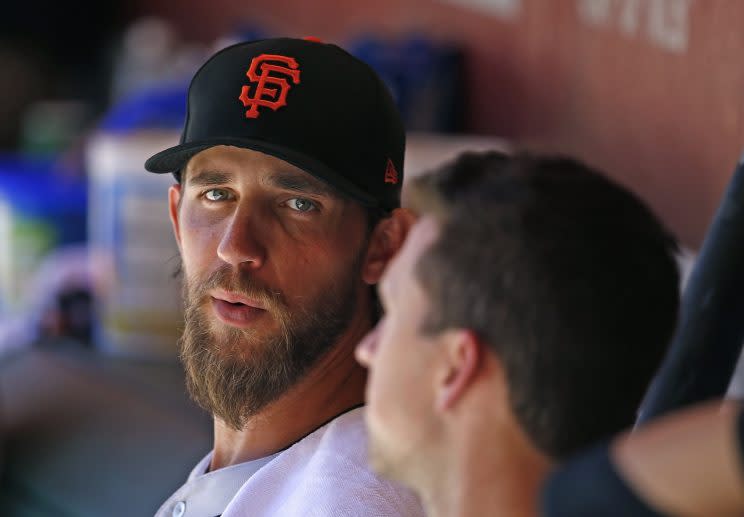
[145,37,405,211]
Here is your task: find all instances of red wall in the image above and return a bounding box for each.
[139,0,744,248]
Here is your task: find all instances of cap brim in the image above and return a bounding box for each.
[145,137,379,208]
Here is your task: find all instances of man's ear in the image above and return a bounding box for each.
[168,184,183,252]
[435,329,483,412]
[362,207,417,285]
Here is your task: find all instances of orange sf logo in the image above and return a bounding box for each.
[238,54,301,119]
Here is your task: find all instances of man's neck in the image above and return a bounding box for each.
[422,419,552,517]
[210,325,368,471]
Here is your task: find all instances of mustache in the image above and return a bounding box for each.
[187,264,287,314]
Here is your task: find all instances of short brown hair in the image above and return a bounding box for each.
[409,152,680,459]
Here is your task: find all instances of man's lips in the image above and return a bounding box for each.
[209,291,268,327]
[210,290,267,309]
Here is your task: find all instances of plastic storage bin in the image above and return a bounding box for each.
[86,84,187,358]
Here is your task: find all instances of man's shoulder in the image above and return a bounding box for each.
[302,405,372,462]
[223,407,425,516]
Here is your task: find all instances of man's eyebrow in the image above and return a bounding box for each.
[266,170,338,198]
[187,170,232,187]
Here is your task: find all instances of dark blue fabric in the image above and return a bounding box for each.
[99,84,188,132]
[638,154,744,424]
[0,155,87,244]
[738,409,744,468]
[540,442,665,517]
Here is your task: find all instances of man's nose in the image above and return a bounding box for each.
[355,320,382,367]
[217,206,267,269]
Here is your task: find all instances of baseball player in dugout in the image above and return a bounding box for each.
[144,38,424,517]
[355,152,681,517]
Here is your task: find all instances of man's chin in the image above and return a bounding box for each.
[206,334,282,368]
[203,316,284,356]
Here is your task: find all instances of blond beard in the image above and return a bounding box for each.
[179,262,360,430]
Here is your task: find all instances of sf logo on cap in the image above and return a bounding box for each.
[238,54,301,119]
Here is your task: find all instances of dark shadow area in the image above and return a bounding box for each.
[0,342,212,517]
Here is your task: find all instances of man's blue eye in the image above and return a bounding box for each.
[205,189,229,201]
[288,198,317,212]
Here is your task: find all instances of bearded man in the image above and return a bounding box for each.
[145,37,422,517]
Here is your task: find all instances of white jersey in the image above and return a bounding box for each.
[155,407,424,517]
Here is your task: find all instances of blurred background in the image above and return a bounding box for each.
[0,0,743,515]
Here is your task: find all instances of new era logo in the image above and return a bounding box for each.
[384,159,398,184]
